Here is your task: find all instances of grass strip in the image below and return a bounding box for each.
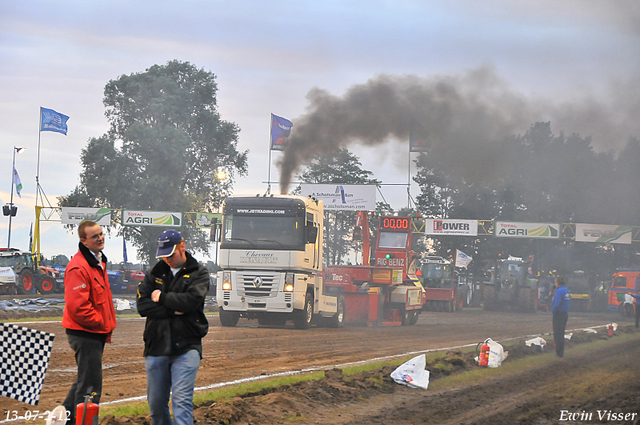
[430,332,638,389]
[99,346,472,418]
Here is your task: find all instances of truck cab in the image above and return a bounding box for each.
[607,269,640,313]
[217,195,339,328]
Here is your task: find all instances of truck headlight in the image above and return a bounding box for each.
[284,273,294,292]
[222,271,232,291]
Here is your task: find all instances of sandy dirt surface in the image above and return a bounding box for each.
[1,304,637,424]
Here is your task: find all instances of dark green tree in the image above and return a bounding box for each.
[60,60,248,263]
[413,152,456,219]
[296,149,379,266]
[512,122,614,224]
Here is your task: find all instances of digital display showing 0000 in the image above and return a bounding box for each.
[381,217,410,231]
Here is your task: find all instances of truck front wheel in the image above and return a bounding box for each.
[293,293,314,329]
[219,308,240,327]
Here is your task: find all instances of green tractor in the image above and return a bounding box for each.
[482,256,538,313]
[0,249,58,295]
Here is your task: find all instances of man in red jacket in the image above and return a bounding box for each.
[61,220,116,425]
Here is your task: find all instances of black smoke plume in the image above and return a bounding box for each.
[278,67,639,193]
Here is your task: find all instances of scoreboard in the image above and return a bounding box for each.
[380,216,410,231]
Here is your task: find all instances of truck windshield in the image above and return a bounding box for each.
[221,215,305,250]
[422,264,447,279]
[419,263,451,288]
[567,277,590,293]
[500,262,523,281]
[612,277,627,288]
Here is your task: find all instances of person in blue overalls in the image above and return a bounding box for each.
[551,276,571,358]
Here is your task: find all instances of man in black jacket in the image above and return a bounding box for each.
[137,230,209,425]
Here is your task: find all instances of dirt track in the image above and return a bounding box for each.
[179,329,640,425]
[1,307,628,422]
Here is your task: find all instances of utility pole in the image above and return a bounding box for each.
[4,146,25,249]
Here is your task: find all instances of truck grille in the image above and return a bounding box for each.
[238,272,279,298]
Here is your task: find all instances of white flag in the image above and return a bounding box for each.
[455,249,472,268]
[12,167,23,198]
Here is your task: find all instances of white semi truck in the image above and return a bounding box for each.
[216,194,341,329]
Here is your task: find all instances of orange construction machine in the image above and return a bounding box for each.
[324,213,425,326]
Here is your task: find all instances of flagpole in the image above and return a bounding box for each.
[36,107,42,207]
[34,107,68,267]
[7,148,17,249]
[267,114,273,195]
[407,134,412,210]
[35,107,43,266]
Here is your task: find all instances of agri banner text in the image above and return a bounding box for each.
[122,210,183,227]
[495,221,560,239]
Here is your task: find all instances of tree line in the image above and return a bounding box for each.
[61,60,640,282]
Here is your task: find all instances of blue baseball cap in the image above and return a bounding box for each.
[156,230,183,258]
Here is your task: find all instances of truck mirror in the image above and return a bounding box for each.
[306,226,318,244]
[210,218,220,242]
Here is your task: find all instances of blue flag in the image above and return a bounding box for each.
[40,107,69,135]
[123,237,128,263]
[270,113,293,151]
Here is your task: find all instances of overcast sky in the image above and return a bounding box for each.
[1,0,639,264]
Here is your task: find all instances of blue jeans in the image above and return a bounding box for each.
[145,350,201,425]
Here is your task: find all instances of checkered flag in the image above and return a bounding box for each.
[0,323,55,405]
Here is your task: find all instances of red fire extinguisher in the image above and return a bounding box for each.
[477,339,490,367]
[76,388,99,425]
[608,324,614,337]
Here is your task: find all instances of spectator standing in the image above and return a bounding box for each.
[551,276,571,358]
[623,291,635,318]
[62,221,117,425]
[137,230,210,425]
[628,291,640,328]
